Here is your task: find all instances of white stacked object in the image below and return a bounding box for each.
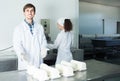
[71,60,87,71]
[32,67,49,81]
[26,64,36,75]
[26,64,49,81]
[55,64,74,77]
[61,61,77,71]
[40,63,61,79]
[26,60,87,81]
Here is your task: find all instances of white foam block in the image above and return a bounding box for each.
[33,68,49,81]
[71,60,87,71]
[40,63,61,79]
[55,64,74,77]
[26,64,36,75]
[26,64,49,81]
[61,61,76,71]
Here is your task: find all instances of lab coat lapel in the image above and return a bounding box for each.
[30,26,42,67]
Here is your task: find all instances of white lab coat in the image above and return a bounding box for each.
[48,30,73,64]
[13,20,47,70]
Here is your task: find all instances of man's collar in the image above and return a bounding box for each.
[24,19,34,26]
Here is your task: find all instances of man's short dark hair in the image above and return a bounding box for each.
[23,3,36,13]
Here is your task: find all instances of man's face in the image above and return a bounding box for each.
[24,7,35,20]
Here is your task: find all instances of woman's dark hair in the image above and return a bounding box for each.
[23,3,36,13]
[64,19,73,32]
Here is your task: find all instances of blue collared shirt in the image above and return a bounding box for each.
[24,19,34,34]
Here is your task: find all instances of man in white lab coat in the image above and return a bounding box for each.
[13,3,47,70]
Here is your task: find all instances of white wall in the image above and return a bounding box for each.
[79,1,120,35]
[0,0,79,50]
[38,0,79,48]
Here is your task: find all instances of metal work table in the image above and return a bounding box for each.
[0,59,120,81]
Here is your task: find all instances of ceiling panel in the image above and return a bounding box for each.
[79,0,120,7]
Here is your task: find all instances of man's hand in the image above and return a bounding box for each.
[41,48,49,58]
[21,53,29,62]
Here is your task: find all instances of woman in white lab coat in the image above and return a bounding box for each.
[48,18,73,64]
[13,3,47,70]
